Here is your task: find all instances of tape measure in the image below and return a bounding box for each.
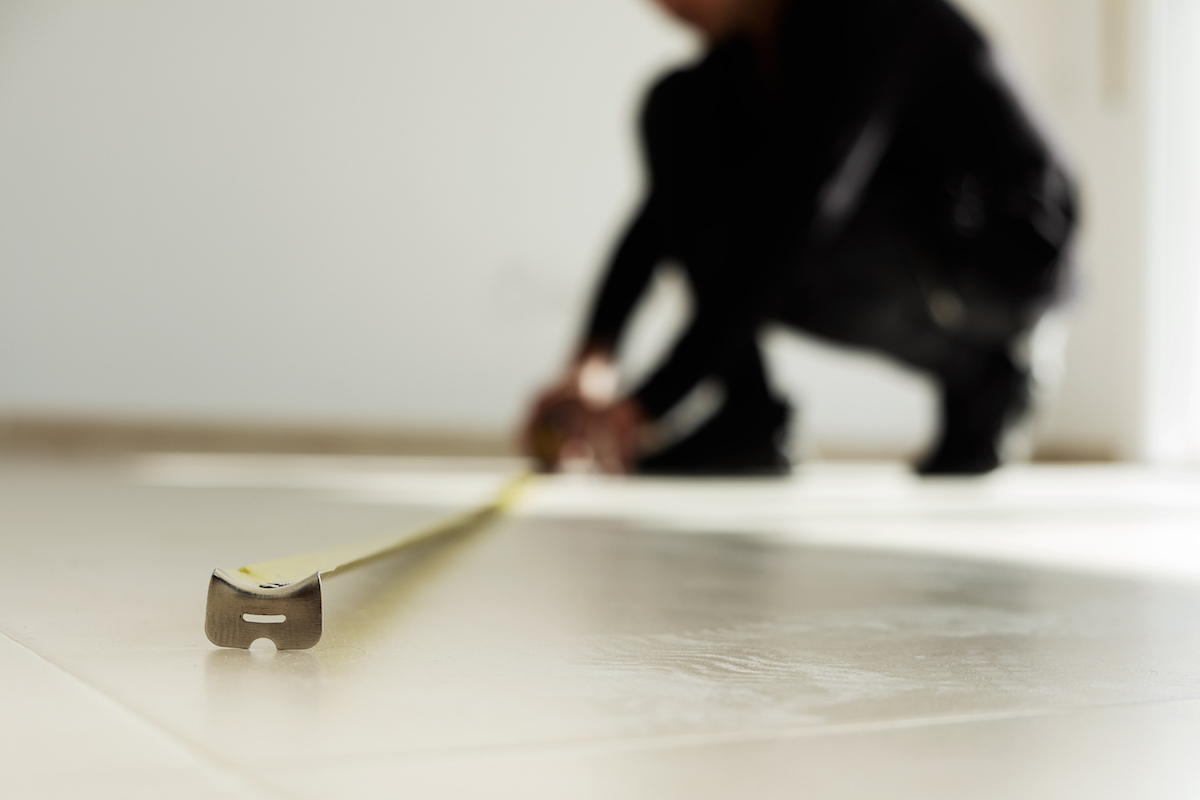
[204,471,534,650]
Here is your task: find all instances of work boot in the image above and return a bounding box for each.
[637,392,792,477]
[918,350,1029,476]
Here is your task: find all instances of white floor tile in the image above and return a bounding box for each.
[0,631,263,799]
[4,455,1200,797]
[260,699,1200,800]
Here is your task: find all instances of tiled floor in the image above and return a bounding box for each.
[3,454,1200,798]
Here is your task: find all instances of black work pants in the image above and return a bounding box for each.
[706,189,1049,411]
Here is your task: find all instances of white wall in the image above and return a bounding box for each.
[0,0,1165,459]
[0,0,693,432]
[1144,0,1200,463]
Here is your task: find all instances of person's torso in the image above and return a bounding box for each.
[643,0,1067,300]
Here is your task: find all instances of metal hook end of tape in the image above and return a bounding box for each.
[205,569,323,650]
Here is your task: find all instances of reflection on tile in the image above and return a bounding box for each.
[135,455,1200,579]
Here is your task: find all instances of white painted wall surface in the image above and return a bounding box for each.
[1144,0,1200,463]
[0,0,693,432]
[0,0,1162,458]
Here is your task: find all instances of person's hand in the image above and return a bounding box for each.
[521,348,645,473]
[522,385,586,472]
[583,397,646,474]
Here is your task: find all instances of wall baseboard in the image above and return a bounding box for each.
[0,414,1115,463]
[1028,442,1119,464]
[0,415,515,457]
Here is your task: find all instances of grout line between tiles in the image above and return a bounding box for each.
[0,629,286,800]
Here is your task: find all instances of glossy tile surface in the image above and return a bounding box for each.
[3,455,1200,797]
[0,632,258,799]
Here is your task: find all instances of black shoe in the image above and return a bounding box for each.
[918,350,1029,476]
[637,394,792,477]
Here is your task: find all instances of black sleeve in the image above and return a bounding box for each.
[581,192,666,350]
[579,78,676,352]
[630,215,788,419]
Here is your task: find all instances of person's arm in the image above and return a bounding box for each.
[577,67,685,362]
[578,191,667,359]
[628,235,787,419]
[520,78,675,470]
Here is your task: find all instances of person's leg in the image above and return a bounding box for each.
[637,338,792,476]
[780,191,1036,474]
[917,346,1028,474]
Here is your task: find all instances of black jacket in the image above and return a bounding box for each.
[584,0,1076,418]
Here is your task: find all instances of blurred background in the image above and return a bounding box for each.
[0,0,1197,463]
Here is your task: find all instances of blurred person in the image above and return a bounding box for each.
[523,0,1076,475]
